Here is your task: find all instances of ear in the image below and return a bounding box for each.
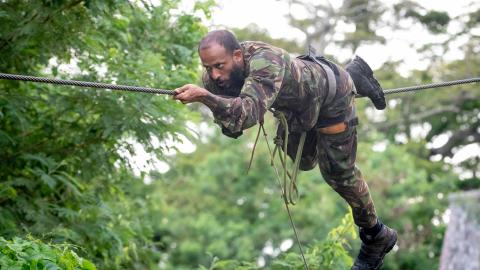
[232,49,243,63]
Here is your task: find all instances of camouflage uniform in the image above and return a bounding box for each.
[202,41,377,228]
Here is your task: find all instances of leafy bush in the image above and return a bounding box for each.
[200,212,356,270]
[0,236,96,270]
[0,0,212,269]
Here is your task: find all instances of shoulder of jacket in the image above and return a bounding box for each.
[241,41,284,57]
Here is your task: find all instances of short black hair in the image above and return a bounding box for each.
[198,30,241,54]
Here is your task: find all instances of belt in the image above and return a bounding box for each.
[318,122,347,134]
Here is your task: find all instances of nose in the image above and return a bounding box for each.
[211,69,221,81]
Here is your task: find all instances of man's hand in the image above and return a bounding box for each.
[173,84,210,104]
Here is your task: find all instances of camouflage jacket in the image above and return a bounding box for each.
[202,41,353,136]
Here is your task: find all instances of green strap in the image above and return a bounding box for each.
[247,110,306,205]
[247,124,262,174]
[259,124,310,270]
[289,131,306,204]
[278,112,290,204]
[271,110,306,205]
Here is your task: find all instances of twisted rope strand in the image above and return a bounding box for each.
[2,72,479,97]
[383,77,480,95]
[356,77,480,98]
[0,73,175,95]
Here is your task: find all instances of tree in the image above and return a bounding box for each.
[284,0,385,54]
[0,0,213,268]
[373,0,480,183]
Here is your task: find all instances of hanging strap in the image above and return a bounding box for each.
[307,45,337,105]
[290,131,306,204]
[246,119,309,270]
[247,110,306,205]
[261,123,310,270]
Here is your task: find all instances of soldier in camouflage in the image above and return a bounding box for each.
[174,30,397,270]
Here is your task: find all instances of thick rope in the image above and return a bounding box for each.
[0,73,175,95]
[1,72,479,97]
[357,77,480,97]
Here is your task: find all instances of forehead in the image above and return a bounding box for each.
[199,43,230,65]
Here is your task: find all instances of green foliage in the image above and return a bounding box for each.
[199,212,356,270]
[271,212,356,270]
[417,11,451,33]
[284,0,387,54]
[150,117,353,269]
[352,26,480,267]
[400,5,451,33]
[339,0,386,50]
[0,236,96,270]
[0,0,213,269]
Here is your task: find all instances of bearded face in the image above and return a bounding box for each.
[199,42,245,97]
[212,62,245,96]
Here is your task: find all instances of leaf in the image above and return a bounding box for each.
[21,154,51,168]
[0,130,15,145]
[0,184,17,199]
[40,173,57,189]
[80,259,97,270]
[0,10,8,18]
[54,173,83,197]
[45,261,61,270]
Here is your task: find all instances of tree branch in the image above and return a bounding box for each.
[377,90,476,132]
[377,105,461,131]
[430,125,480,157]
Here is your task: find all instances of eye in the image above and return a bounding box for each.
[215,64,224,69]
[205,66,212,72]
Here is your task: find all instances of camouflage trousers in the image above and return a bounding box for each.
[316,124,378,228]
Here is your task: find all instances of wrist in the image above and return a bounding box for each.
[200,91,215,105]
[200,88,210,98]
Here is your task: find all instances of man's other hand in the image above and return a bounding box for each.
[173,84,209,104]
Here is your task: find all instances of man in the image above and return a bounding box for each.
[173,29,396,270]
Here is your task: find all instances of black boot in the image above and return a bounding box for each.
[346,56,386,110]
[351,224,397,270]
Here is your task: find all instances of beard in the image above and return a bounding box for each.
[213,64,245,97]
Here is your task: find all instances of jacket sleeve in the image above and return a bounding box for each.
[205,52,286,135]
